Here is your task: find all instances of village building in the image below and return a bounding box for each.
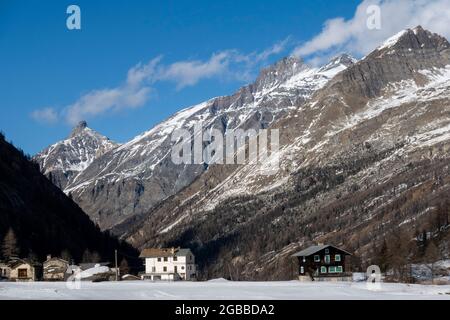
[292,244,352,281]
[43,255,69,281]
[140,247,196,281]
[0,261,11,279]
[78,262,116,281]
[7,259,37,282]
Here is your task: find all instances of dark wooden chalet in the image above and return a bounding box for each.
[292,244,352,280]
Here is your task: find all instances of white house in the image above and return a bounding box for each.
[139,247,196,281]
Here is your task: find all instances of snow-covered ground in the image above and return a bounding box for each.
[0,280,450,300]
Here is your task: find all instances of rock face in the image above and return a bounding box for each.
[116,27,450,280]
[34,121,118,190]
[329,26,450,98]
[36,54,355,230]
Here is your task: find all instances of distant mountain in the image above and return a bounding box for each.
[34,121,118,190]
[0,133,136,263]
[36,54,355,230]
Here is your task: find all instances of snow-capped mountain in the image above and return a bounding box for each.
[117,26,450,280]
[37,54,355,229]
[34,121,118,189]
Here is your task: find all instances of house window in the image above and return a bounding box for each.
[325,249,329,254]
[335,254,341,262]
[181,266,185,270]
[174,266,178,273]
[157,258,161,262]
[324,255,330,264]
[320,266,327,274]
[173,256,178,261]
[152,267,156,272]
[300,266,304,274]
[314,255,320,262]
[164,257,168,262]
[18,268,28,278]
[336,266,343,273]
[163,267,167,272]
[329,266,336,273]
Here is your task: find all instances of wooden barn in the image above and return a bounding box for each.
[292,244,352,281]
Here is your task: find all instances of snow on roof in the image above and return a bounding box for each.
[79,266,111,279]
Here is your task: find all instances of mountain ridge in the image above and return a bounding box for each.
[36,53,356,230]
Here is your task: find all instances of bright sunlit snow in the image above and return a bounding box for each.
[0,281,449,300]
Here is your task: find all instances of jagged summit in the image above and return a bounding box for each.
[69,120,89,138]
[376,25,450,52]
[34,121,118,190]
[319,53,357,72]
[254,56,307,91]
[331,26,450,98]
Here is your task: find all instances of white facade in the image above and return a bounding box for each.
[141,248,196,281]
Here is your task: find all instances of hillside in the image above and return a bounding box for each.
[0,132,137,263]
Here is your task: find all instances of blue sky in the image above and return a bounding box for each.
[1,0,449,154]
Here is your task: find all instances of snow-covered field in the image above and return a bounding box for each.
[1,280,450,300]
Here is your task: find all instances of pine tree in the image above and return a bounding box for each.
[119,258,130,275]
[2,228,19,260]
[61,249,72,263]
[424,241,440,284]
[82,249,92,263]
[91,251,101,263]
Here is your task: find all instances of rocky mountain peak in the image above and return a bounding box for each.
[254,56,307,91]
[319,53,357,72]
[69,120,89,138]
[34,121,118,190]
[376,25,450,53]
[331,26,450,99]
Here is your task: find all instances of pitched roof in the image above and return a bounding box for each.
[291,245,352,257]
[139,248,192,258]
[7,259,33,269]
[44,257,69,265]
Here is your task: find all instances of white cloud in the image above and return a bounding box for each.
[254,38,292,63]
[33,40,290,125]
[30,107,59,124]
[158,51,233,89]
[293,0,450,59]
[63,57,161,125]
